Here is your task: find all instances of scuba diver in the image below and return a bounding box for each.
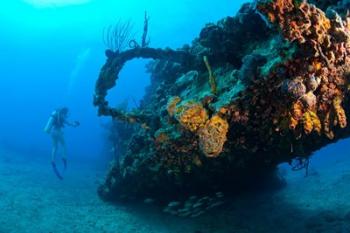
[44,107,80,180]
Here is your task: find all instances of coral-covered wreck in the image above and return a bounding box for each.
[94,0,350,203]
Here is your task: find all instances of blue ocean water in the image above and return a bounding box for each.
[0,0,246,162]
[0,0,350,232]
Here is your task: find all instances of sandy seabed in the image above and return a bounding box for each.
[0,145,350,233]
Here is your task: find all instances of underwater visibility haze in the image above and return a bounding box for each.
[1,0,350,232]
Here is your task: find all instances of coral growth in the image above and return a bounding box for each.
[167,96,182,117]
[168,99,229,157]
[287,78,307,99]
[302,110,322,135]
[174,101,209,133]
[257,0,350,139]
[203,56,217,94]
[198,115,229,158]
[289,100,304,130]
[333,96,347,129]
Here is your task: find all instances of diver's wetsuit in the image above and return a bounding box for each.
[51,112,66,147]
[50,110,68,180]
[46,108,79,180]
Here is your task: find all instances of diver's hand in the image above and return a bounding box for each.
[73,121,80,127]
[66,121,80,127]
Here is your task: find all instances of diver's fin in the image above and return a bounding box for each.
[52,162,63,180]
[62,158,67,171]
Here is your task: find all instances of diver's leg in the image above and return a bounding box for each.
[62,141,67,160]
[59,133,67,170]
[51,138,58,163]
[51,136,63,180]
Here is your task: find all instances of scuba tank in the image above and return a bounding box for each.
[44,110,57,134]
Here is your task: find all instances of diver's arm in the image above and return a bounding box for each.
[44,117,54,133]
[65,120,80,127]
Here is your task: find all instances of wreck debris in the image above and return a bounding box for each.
[93,47,195,123]
[94,0,350,205]
[257,0,350,138]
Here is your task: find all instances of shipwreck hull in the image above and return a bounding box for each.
[94,0,350,202]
